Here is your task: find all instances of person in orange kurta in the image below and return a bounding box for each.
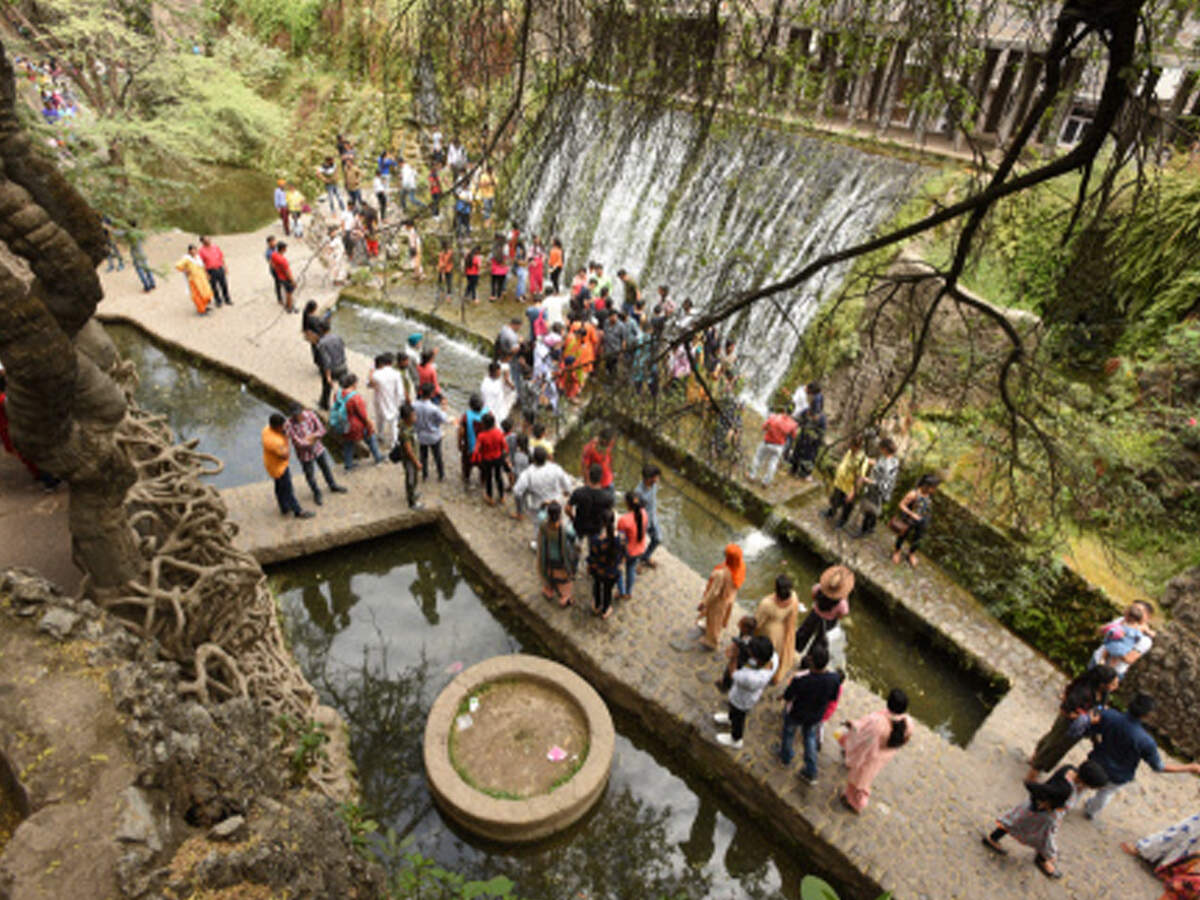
[174,245,213,315]
[262,413,313,519]
[754,574,801,684]
[697,543,745,649]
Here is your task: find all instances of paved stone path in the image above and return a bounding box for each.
[96,230,1188,899]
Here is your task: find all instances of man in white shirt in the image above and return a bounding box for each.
[399,158,423,213]
[368,353,405,450]
[513,446,573,526]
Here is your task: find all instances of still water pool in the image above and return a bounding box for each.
[272,531,822,899]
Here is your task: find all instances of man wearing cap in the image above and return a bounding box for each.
[273,178,290,236]
[794,565,854,658]
[405,332,424,368]
[283,403,347,505]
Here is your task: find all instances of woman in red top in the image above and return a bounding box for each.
[416,349,443,404]
[338,373,384,469]
[529,237,545,296]
[437,240,453,304]
[471,412,510,505]
[580,427,615,490]
[463,245,482,304]
[489,249,509,303]
[616,491,648,599]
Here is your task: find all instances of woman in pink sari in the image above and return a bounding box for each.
[838,688,912,813]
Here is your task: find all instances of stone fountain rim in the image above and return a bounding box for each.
[423,654,615,842]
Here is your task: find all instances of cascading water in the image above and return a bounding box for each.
[510,98,929,410]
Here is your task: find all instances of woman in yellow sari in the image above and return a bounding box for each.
[175,245,212,315]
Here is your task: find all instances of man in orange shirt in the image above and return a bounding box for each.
[747,404,798,486]
[262,413,314,519]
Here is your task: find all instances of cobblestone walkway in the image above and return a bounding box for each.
[97,231,1186,899]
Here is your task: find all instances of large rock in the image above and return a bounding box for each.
[1124,567,1200,759]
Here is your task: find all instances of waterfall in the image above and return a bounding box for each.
[510,98,929,411]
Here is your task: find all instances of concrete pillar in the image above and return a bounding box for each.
[983,49,1018,133]
[875,39,909,136]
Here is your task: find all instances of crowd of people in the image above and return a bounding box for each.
[12,55,80,124]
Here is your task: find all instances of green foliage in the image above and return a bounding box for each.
[336,802,379,851]
[216,0,326,55]
[274,714,330,783]
[800,875,891,900]
[372,827,518,899]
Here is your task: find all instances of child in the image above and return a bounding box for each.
[982,761,1109,879]
[1096,605,1148,670]
[471,412,510,506]
[714,635,777,749]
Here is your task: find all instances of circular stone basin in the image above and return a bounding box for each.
[424,654,614,842]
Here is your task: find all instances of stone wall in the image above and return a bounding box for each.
[1124,568,1200,759]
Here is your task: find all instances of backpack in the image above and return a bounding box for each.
[329,390,353,435]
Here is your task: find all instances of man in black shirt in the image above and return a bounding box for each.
[780,644,844,783]
[567,463,613,547]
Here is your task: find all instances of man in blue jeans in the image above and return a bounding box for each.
[779,644,844,783]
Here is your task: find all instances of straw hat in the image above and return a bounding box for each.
[818,565,855,600]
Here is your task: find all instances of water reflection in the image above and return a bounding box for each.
[555,430,996,745]
[271,531,819,899]
[106,323,279,489]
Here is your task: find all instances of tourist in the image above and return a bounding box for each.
[480,360,515,424]
[472,412,510,506]
[345,160,364,208]
[1122,810,1200,895]
[394,402,422,509]
[788,404,826,479]
[128,221,155,292]
[714,635,777,749]
[548,238,564,294]
[402,220,424,280]
[333,373,384,470]
[457,393,489,487]
[373,169,388,222]
[196,236,230,309]
[265,236,283,305]
[509,433,531,519]
[634,464,662,571]
[102,215,125,271]
[891,474,940,567]
[398,156,422,212]
[697,543,745,650]
[513,239,529,301]
[405,332,425,367]
[437,240,453,303]
[537,501,576,607]
[367,353,404,450]
[454,186,472,239]
[580,426,616,497]
[413,382,449,481]
[1026,665,1118,782]
[1082,693,1200,819]
[273,178,289,235]
[463,245,482,304]
[514,445,573,524]
[754,574,801,684]
[616,491,648,599]
[855,436,899,536]
[747,404,799,487]
[283,403,347,506]
[261,413,313,519]
[1092,602,1154,677]
[823,435,869,528]
[982,763,1110,880]
[318,156,344,211]
[428,165,443,218]
[447,136,467,179]
[378,148,396,188]
[567,463,613,547]
[315,320,347,411]
[779,643,844,781]
[476,164,496,226]
[838,688,913,812]
[496,316,522,359]
[489,244,508,302]
[174,244,212,315]
[793,564,853,659]
[269,241,297,314]
[617,268,640,313]
[416,349,442,405]
[530,421,554,459]
[587,508,624,620]
[529,237,545,297]
[286,183,306,237]
[393,353,416,405]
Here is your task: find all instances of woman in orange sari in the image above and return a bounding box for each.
[174,245,212,315]
[697,543,745,649]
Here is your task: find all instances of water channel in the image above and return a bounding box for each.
[106,323,279,490]
[272,531,823,899]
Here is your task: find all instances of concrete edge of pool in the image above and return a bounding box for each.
[423,654,615,843]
